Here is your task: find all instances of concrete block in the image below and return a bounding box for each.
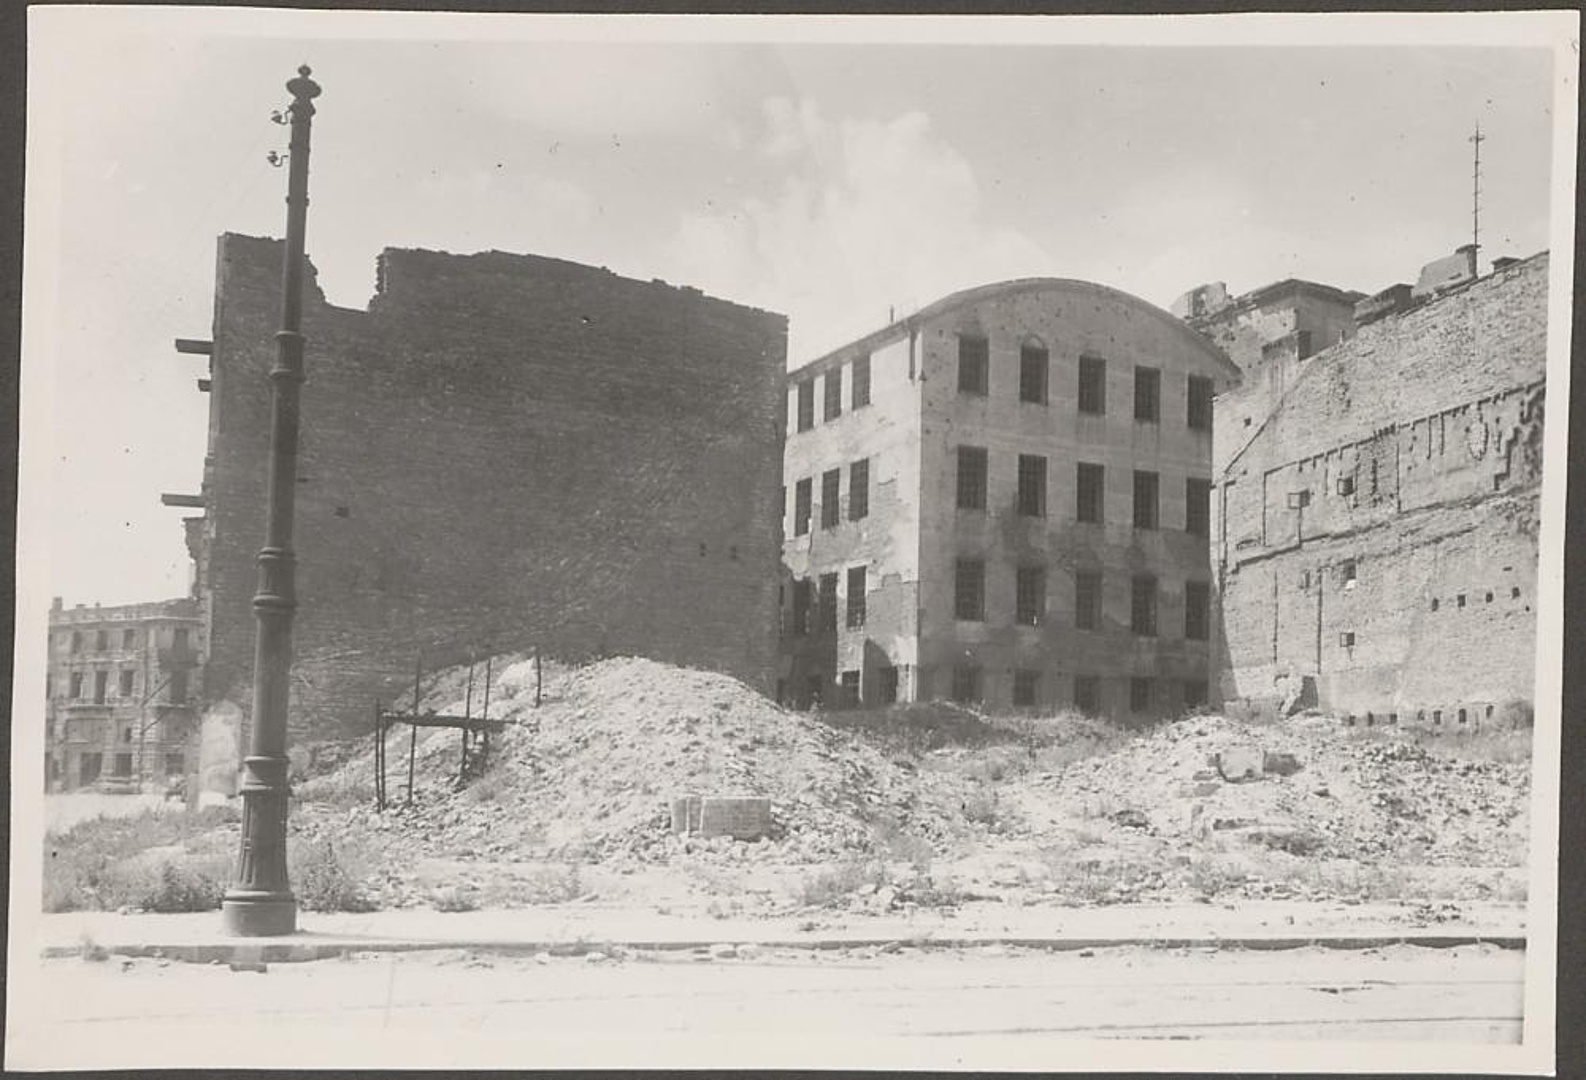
[1215,745,1264,782]
[698,796,773,840]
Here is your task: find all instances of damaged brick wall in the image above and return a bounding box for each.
[1214,253,1548,720]
[200,234,787,741]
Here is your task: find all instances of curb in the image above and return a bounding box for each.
[44,932,1527,965]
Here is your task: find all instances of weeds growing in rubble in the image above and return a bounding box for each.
[796,860,885,907]
[503,863,584,905]
[295,773,377,811]
[43,806,240,913]
[290,837,377,912]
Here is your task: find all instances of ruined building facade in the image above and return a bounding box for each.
[184,234,787,742]
[779,279,1241,720]
[1207,251,1548,723]
[44,597,203,792]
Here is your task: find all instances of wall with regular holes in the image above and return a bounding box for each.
[196,234,787,742]
[1213,252,1549,721]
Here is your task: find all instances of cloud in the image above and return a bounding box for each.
[666,97,1053,362]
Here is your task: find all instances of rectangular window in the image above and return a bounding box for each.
[79,752,103,786]
[1337,474,1356,496]
[821,469,841,529]
[792,579,812,635]
[846,566,867,629]
[122,628,136,649]
[118,669,134,697]
[114,752,133,778]
[1078,355,1107,414]
[1131,574,1158,636]
[1016,454,1047,517]
[848,459,869,520]
[1015,566,1045,626]
[1287,489,1312,509]
[96,630,108,651]
[168,670,188,704]
[1341,559,1358,585]
[818,572,839,633]
[70,632,81,653]
[69,672,83,699]
[1134,366,1161,423]
[1184,680,1209,709]
[823,368,843,421]
[958,334,989,395]
[1019,343,1048,404]
[1185,580,1210,641]
[1130,677,1154,714]
[1133,470,1159,530]
[165,753,185,777]
[956,446,988,510]
[1073,675,1099,714]
[796,378,815,432]
[951,664,982,704]
[793,478,812,536]
[877,666,899,704]
[1075,570,1102,631]
[93,670,107,705]
[838,670,861,707]
[1185,478,1211,538]
[1076,462,1104,524]
[955,559,986,621]
[1013,670,1039,707]
[1188,375,1214,431]
[852,354,871,409]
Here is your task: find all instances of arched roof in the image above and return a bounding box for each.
[796,276,1240,378]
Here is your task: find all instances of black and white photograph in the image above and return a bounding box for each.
[7,6,1576,1073]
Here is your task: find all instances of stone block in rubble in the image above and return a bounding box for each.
[1214,745,1264,782]
[1262,751,1303,776]
[698,796,774,840]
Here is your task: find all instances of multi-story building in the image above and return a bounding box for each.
[778,277,1241,721]
[1209,248,1548,722]
[173,234,786,744]
[45,597,204,792]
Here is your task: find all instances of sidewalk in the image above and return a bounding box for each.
[38,899,1529,964]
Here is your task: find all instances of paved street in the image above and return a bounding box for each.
[13,941,1524,1068]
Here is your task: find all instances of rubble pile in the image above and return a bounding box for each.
[312,656,970,863]
[1037,713,1529,866]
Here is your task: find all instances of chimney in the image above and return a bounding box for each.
[51,596,62,612]
[1456,243,1478,278]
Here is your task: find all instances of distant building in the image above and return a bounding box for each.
[45,597,203,792]
[177,234,787,744]
[778,278,1241,721]
[1209,250,1547,723]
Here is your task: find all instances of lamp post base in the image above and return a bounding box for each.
[220,891,297,936]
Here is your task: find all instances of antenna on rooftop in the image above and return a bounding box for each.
[1469,121,1486,266]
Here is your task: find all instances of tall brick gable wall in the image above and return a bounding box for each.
[200,234,787,741]
[1212,253,1548,722]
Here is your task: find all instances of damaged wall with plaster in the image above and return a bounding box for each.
[1212,252,1548,722]
[196,234,787,742]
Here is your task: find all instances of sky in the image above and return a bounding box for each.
[19,9,1575,608]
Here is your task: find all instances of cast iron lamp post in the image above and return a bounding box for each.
[221,65,321,936]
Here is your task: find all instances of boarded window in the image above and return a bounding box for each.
[1016,454,1047,517]
[1075,570,1102,630]
[848,459,869,520]
[1131,574,1158,636]
[821,469,841,529]
[845,566,867,629]
[1185,478,1211,538]
[1078,355,1106,414]
[823,368,843,421]
[1185,581,1210,641]
[951,664,982,704]
[1013,670,1039,707]
[852,354,871,409]
[1187,375,1214,431]
[1073,675,1099,714]
[793,478,812,536]
[1019,342,1048,404]
[958,334,989,395]
[796,378,815,431]
[1016,566,1045,626]
[1133,470,1159,530]
[955,559,986,621]
[1076,462,1104,524]
[957,446,988,510]
[1134,366,1161,422]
